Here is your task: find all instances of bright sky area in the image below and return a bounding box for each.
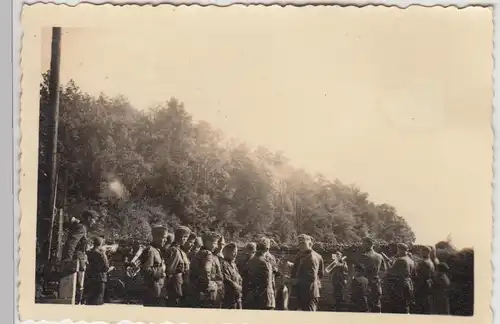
[40,7,493,249]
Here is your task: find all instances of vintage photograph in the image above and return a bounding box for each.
[20,4,492,324]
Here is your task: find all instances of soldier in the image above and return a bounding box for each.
[327,251,348,311]
[386,243,416,314]
[220,243,243,309]
[85,236,112,305]
[182,232,197,254]
[61,210,99,305]
[290,234,324,311]
[188,236,203,262]
[236,242,256,309]
[164,226,192,307]
[246,239,276,310]
[431,263,451,315]
[413,245,435,314]
[141,225,168,307]
[164,233,175,251]
[189,232,222,308]
[349,263,369,312]
[358,237,387,313]
[212,236,226,308]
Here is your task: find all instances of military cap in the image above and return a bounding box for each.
[256,241,268,252]
[362,237,374,245]
[246,242,257,251]
[166,233,175,244]
[92,236,105,247]
[202,231,220,243]
[224,242,238,251]
[420,245,431,253]
[194,236,203,246]
[151,225,168,233]
[397,243,409,251]
[297,234,312,242]
[259,237,271,248]
[174,226,191,239]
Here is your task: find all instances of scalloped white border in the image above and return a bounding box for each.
[13,2,498,324]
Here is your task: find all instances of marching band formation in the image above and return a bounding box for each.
[56,210,451,314]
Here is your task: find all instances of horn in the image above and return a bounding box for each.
[325,260,338,274]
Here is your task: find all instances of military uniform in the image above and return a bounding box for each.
[221,258,243,309]
[358,249,386,312]
[350,275,370,312]
[164,243,190,307]
[414,257,435,314]
[386,253,415,313]
[236,252,254,309]
[291,249,324,311]
[189,248,220,308]
[61,221,89,304]
[331,261,348,311]
[141,243,166,307]
[247,252,276,310]
[213,254,225,308]
[85,248,110,305]
[431,267,451,315]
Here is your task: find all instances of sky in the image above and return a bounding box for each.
[40,7,493,249]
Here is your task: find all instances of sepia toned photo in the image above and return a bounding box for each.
[19,4,493,324]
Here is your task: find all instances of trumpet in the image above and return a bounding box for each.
[325,255,347,274]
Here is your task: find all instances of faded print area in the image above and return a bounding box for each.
[19,4,493,324]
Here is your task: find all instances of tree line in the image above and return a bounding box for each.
[37,71,416,246]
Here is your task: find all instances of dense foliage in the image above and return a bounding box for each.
[37,73,416,246]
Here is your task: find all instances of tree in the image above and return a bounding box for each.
[37,73,417,246]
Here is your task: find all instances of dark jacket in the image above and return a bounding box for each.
[221,258,243,307]
[291,249,325,299]
[61,222,88,262]
[140,244,166,306]
[247,253,275,309]
[350,276,369,312]
[164,244,189,298]
[86,249,110,282]
[189,248,220,305]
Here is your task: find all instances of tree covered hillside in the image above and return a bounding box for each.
[37,72,416,245]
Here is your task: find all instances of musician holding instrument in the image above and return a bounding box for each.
[325,251,348,311]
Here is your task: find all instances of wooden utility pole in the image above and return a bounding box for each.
[44,27,62,262]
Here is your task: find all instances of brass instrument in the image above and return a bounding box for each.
[325,254,347,274]
[103,243,119,253]
[125,245,145,278]
[381,252,394,267]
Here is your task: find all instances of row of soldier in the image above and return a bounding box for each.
[330,237,451,314]
[140,225,324,310]
[58,211,451,313]
[137,226,451,314]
